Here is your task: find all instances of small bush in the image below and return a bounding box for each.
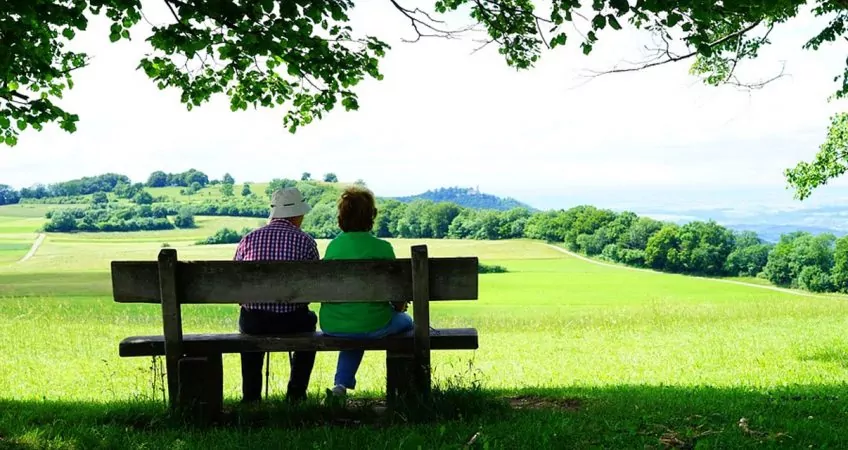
[173,208,195,229]
[798,266,834,293]
[91,192,109,205]
[478,263,508,274]
[133,191,154,205]
[196,227,252,245]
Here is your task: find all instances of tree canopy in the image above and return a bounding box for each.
[3,1,847,196]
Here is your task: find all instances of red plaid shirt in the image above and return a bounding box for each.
[234,219,320,313]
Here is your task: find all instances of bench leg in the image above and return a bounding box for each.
[414,353,432,401]
[386,351,431,408]
[386,351,414,407]
[177,354,223,425]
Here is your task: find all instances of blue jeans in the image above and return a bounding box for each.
[324,312,414,389]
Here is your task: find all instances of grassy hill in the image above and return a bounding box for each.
[393,187,533,211]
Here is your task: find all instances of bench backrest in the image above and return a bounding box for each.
[111,251,478,304]
[110,244,478,406]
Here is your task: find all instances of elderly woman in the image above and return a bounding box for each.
[320,186,413,399]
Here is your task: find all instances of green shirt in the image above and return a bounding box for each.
[319,232,396,333]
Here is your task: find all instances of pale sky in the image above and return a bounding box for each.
[2,2,848,211]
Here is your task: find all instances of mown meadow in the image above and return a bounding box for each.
[1,204,848,448]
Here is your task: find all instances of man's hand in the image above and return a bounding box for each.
[391,301,409,312]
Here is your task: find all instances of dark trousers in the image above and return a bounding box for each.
[238,307,317,402]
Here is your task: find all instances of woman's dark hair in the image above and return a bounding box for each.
[338,186,377,232]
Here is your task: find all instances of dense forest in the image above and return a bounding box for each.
[2,171,846,294]
[393,187,531,211]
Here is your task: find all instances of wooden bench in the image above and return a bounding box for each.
[111,245,479,421]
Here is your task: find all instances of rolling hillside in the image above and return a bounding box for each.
[393,187,533,211]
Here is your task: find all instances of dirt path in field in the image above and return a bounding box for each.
[18,233,45,263]
[544,243,839,300]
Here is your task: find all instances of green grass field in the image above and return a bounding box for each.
[1,213,847,448]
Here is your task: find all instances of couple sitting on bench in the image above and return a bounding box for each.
[235,185,412,403]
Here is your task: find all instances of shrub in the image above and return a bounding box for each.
[600,243,620,262]
[477,263,508,274]
[618,248,647,267]
[133,191,154,205]
[196,227,252,245]
[91,192,109,205]
[174,208,196,228]
[798,266,834,293]
[43,210,79,232]
[22,195,90,205]
[42,205,176,233]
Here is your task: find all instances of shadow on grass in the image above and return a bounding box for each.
[2,384,847,449]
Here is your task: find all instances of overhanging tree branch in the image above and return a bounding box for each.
[584,21,764,78]
[388,0,473,42]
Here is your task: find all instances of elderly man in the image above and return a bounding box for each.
[234,187,318,403]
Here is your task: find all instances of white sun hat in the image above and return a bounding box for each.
[270,187,311,219]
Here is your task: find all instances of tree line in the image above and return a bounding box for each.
[43,204,195,232]
[6,173,131,199]
[145,169,211,188]
[15,173,848,294]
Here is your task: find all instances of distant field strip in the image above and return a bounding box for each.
[545,243,842,300]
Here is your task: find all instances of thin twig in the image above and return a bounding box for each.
[726,61,788,90]
[470,38,496,54]
[584,20,762,77]
[163,0,181,23]
[536,17,550,49]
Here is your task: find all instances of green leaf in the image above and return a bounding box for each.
[109,32,120,42]
[550,33,567,48]
[786,113,848,200]
[4,135,17,146]
[666,12,683,27]
[608,15,622,30]
[16,119,27,131]
[62,28,76,39]
[341,96,358,111]
[7,81,19,91]
[592,14,606,30]
[0,117,9,128]
[121,29,130,39]
[609,0,629,15]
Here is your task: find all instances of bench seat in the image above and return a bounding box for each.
[120,328,479,357]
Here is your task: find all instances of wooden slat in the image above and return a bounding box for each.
[119,328,479,357]
[157,249,183,409]
[112,257,478,304]
[411,245,431,397]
